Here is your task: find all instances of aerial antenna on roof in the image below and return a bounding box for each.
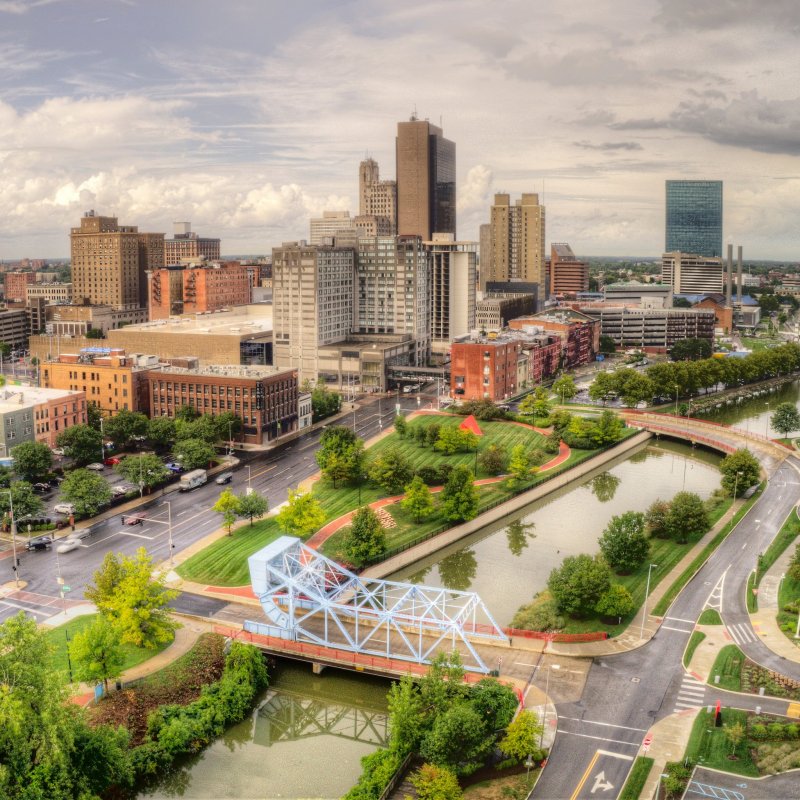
[411,104,417,121]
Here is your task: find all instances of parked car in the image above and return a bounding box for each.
[122,512,146,526]
[51,447,65,456]
[86,463,105,471]
[104,456,121,466]
[56,538,81,554]
[165,462,183,473]
[112,484,135,497]
[33,482,51,493]
[215,471,234,485]
[25,535,52,551]
[53,503,75,515]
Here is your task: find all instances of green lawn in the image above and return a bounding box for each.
[44,614,173,679]
[684,631,706,667]
[619,756,654,800]
[685,709,759,777]
[777,570,800,643]
[698,609,722,625]
[740,336,781,353]
[708,644,745,691]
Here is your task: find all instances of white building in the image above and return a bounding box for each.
[661,252,724,294]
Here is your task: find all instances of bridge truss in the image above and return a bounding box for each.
[246,536,507,673]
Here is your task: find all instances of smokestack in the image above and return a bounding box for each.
[726,243,733,307]
[737,245,743,303]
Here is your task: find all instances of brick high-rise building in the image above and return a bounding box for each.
[4,272,36,305]
[486,193,546,290]
[164,222,221,264]
[549,243,588,296]
[70,211,164,310]
[396,115,456,240]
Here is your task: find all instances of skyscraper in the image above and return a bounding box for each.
[486,193,546,290]
[396,115,456,239]
[665,180,723,258]
[357,158,396,236]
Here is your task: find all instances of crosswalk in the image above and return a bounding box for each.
[727,622,758,645]
[674,674,706,713]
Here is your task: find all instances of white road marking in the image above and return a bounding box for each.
[661,625,693,633]
[595,750,635,761]
[0,599,50,616]
[665,616,696,624]
[559,717,647,732]
[176,510,189,517]
[556,730,639,747]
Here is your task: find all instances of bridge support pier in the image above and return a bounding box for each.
[312,662,327,676]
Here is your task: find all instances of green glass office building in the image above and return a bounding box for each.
[665,180,722,257]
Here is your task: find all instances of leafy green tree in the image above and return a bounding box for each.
[787,541,800,582]
[670,337,713,361]
[499,710,544,763]
[85,548,178,648]
[115,453,170,492]
[505,444,531,490]
[57,423,103,466]
[595,584,635,619]
[599,334,616,353]
[370,448,414,494]
[434,425,463,455]
[276,488,326,538]
[470,678,519,731]
[172,437,216,470]
[719,448,761,497]
[147,416,177,449]
[547,554,612,617]
[666,491,710,543]
[591,410,624,445]
[86,401,103,431]
[588,371,618,404]
[0,465,12,488]
[419,703,492,776]
[102,409,148,449]
[213,488,241,535]
[401,475,435,522]
[598,511,649,574]
[616,371,655,407]
[771,402,800,437]
[344,506,386,565]
[419,651,470,712]
[0,481,43,521]
[69,616,125,691]
[645,499,671,538]
[413,424,428,446]
[387,675,427,753]
[458,429,480,452]
[0,341,11,359]
[237,491,268,526]
[518,393,537,416]
[477,443,507,476]
[552,374,577,403]
[393,414,408,438]
[11,440,52,482]
[409,764,464,800]
[175,404,200,421]
[60,469,113,517]
[175,414,221,443]
[316,426,365,487]
[214,411,243,444]
[425,421,442,448]
[310,381,342,422]
[439,465,479,523]
[531,386,553,417]
[724,720,746,757]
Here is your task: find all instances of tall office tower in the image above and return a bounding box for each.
[486,193,546,290]
[396,115,456,239]
[309,210,356,245]
[70,211,164,310]
[358,158,397,235]
[479,224,491,288]
[355,236,431,364]
[665,180,723,258]
[549,243,588,295]
[164,222,221,264]
[271,241,356,383]
[661,251,724,294]
[424,233,476,361]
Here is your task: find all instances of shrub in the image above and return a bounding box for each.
[510,591,564,632]
[343,749,404,800]
[750,723,768,740]
[416,465,441,486]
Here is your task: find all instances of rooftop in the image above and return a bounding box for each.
[109,305,272,337]
[147,364,294,379]
[0,385,81,411]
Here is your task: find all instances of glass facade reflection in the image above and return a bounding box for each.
[665,180,723,257]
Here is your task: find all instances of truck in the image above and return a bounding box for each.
[179,469,208,491]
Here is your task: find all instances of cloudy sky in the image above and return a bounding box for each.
[2,0,800,260]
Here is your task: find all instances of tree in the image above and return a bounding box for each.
[439,465,479,523]
[591,410,624,445]
[10,440,52,482]
[176,414,222,443]
[0,341,11,359]
[237,491,268,526]
[599,334,616,353]
[387,674,426,754]
[477,443,507,476]
[771,402,800,437]
[616,371,655,407]
[598,511,649,574]
[719,448,761,497]
[85,327,104,339]
[310,381,342,422]
[589,371,618,404]
[172,437,216,470]
[505,444,531,490]
[645,499,671,538]
[470,678,519,731]
[0,481,43,521]
[370,447,414,494]
[175,404,200,422]
[102,409,149,449]
[115,453,170,492]
[670,337,713,361]
[86,402,104,431]
[344,506,386,565]
[401,475,435,522]
[147,416,177,449]
[419,703,492,776]
[552,374,577,403]
[214,411,243,444]
[499,710,544,763]
[518,393,537,417]
[394,414,408,438]
[213,488,241,535]
[60,469,113,517]
[547,554,612,617]
[276,488,326,538]
[425,421,442,448]
[531,386,553,418]
[85,548,178,648]
[434,425,463,455]
[409,764,463,800]
[69,616,125,691]
[57,423,103,466]
[724,720,746,758]
[595,584,635,619]
[316,426,364,487]
[666,491,710,543]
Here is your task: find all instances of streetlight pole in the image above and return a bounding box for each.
[640,563,658,639]
[228,421,233,455]
[3,489,19,588]
[99,416,105,464]
[247,464,252,494]
[733,470,742,500]
[539,663,560,748]
[674,384,679,417]
[162,500,174,567]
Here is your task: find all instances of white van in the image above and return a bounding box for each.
[179,469,208,491]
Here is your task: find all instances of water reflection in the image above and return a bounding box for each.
[438,548,478,590]
[506,519,536,557]
[588,472,621,502]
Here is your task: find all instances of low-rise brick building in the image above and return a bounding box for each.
[450,338,522,401]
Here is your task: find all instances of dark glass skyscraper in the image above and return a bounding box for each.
[665,180,723,257]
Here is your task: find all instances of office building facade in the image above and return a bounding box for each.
[549,243,588,295]
[665,180,723,258]
[309,211,357,245]
[662,252,724,294]
[486,193,546,290]
[164,222,221,264]
[358,158,397,236]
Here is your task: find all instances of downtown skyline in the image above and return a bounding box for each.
[1,0,800,260]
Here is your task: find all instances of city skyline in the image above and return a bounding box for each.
[1,0,800,260]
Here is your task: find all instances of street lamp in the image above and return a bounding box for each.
[674,384,680,417]
[525,754,535,782]
[539,663,561,748]
[161,500,174,568]
[228,421,234,455]
[99,415,105,464]
[640,563,658,640]
[733,470,743,500]
[2,489,19,588]
[247,464,252,494]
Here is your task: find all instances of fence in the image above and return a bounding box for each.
[503,626,608,643]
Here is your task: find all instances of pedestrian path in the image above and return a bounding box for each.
[673,674,707,714]
[726,621,759,646]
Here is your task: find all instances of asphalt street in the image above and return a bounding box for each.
[0,393,424,623]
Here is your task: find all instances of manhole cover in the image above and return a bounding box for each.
[631,677,641,683]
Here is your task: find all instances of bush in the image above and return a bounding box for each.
[343,749,404,800]
[416,465,441,486]
[510,591,564,632]
[750,723,768,741]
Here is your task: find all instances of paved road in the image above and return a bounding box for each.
[0,394,423,623]
[687,766,800,800]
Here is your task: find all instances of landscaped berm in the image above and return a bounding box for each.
[177,408,616,588]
